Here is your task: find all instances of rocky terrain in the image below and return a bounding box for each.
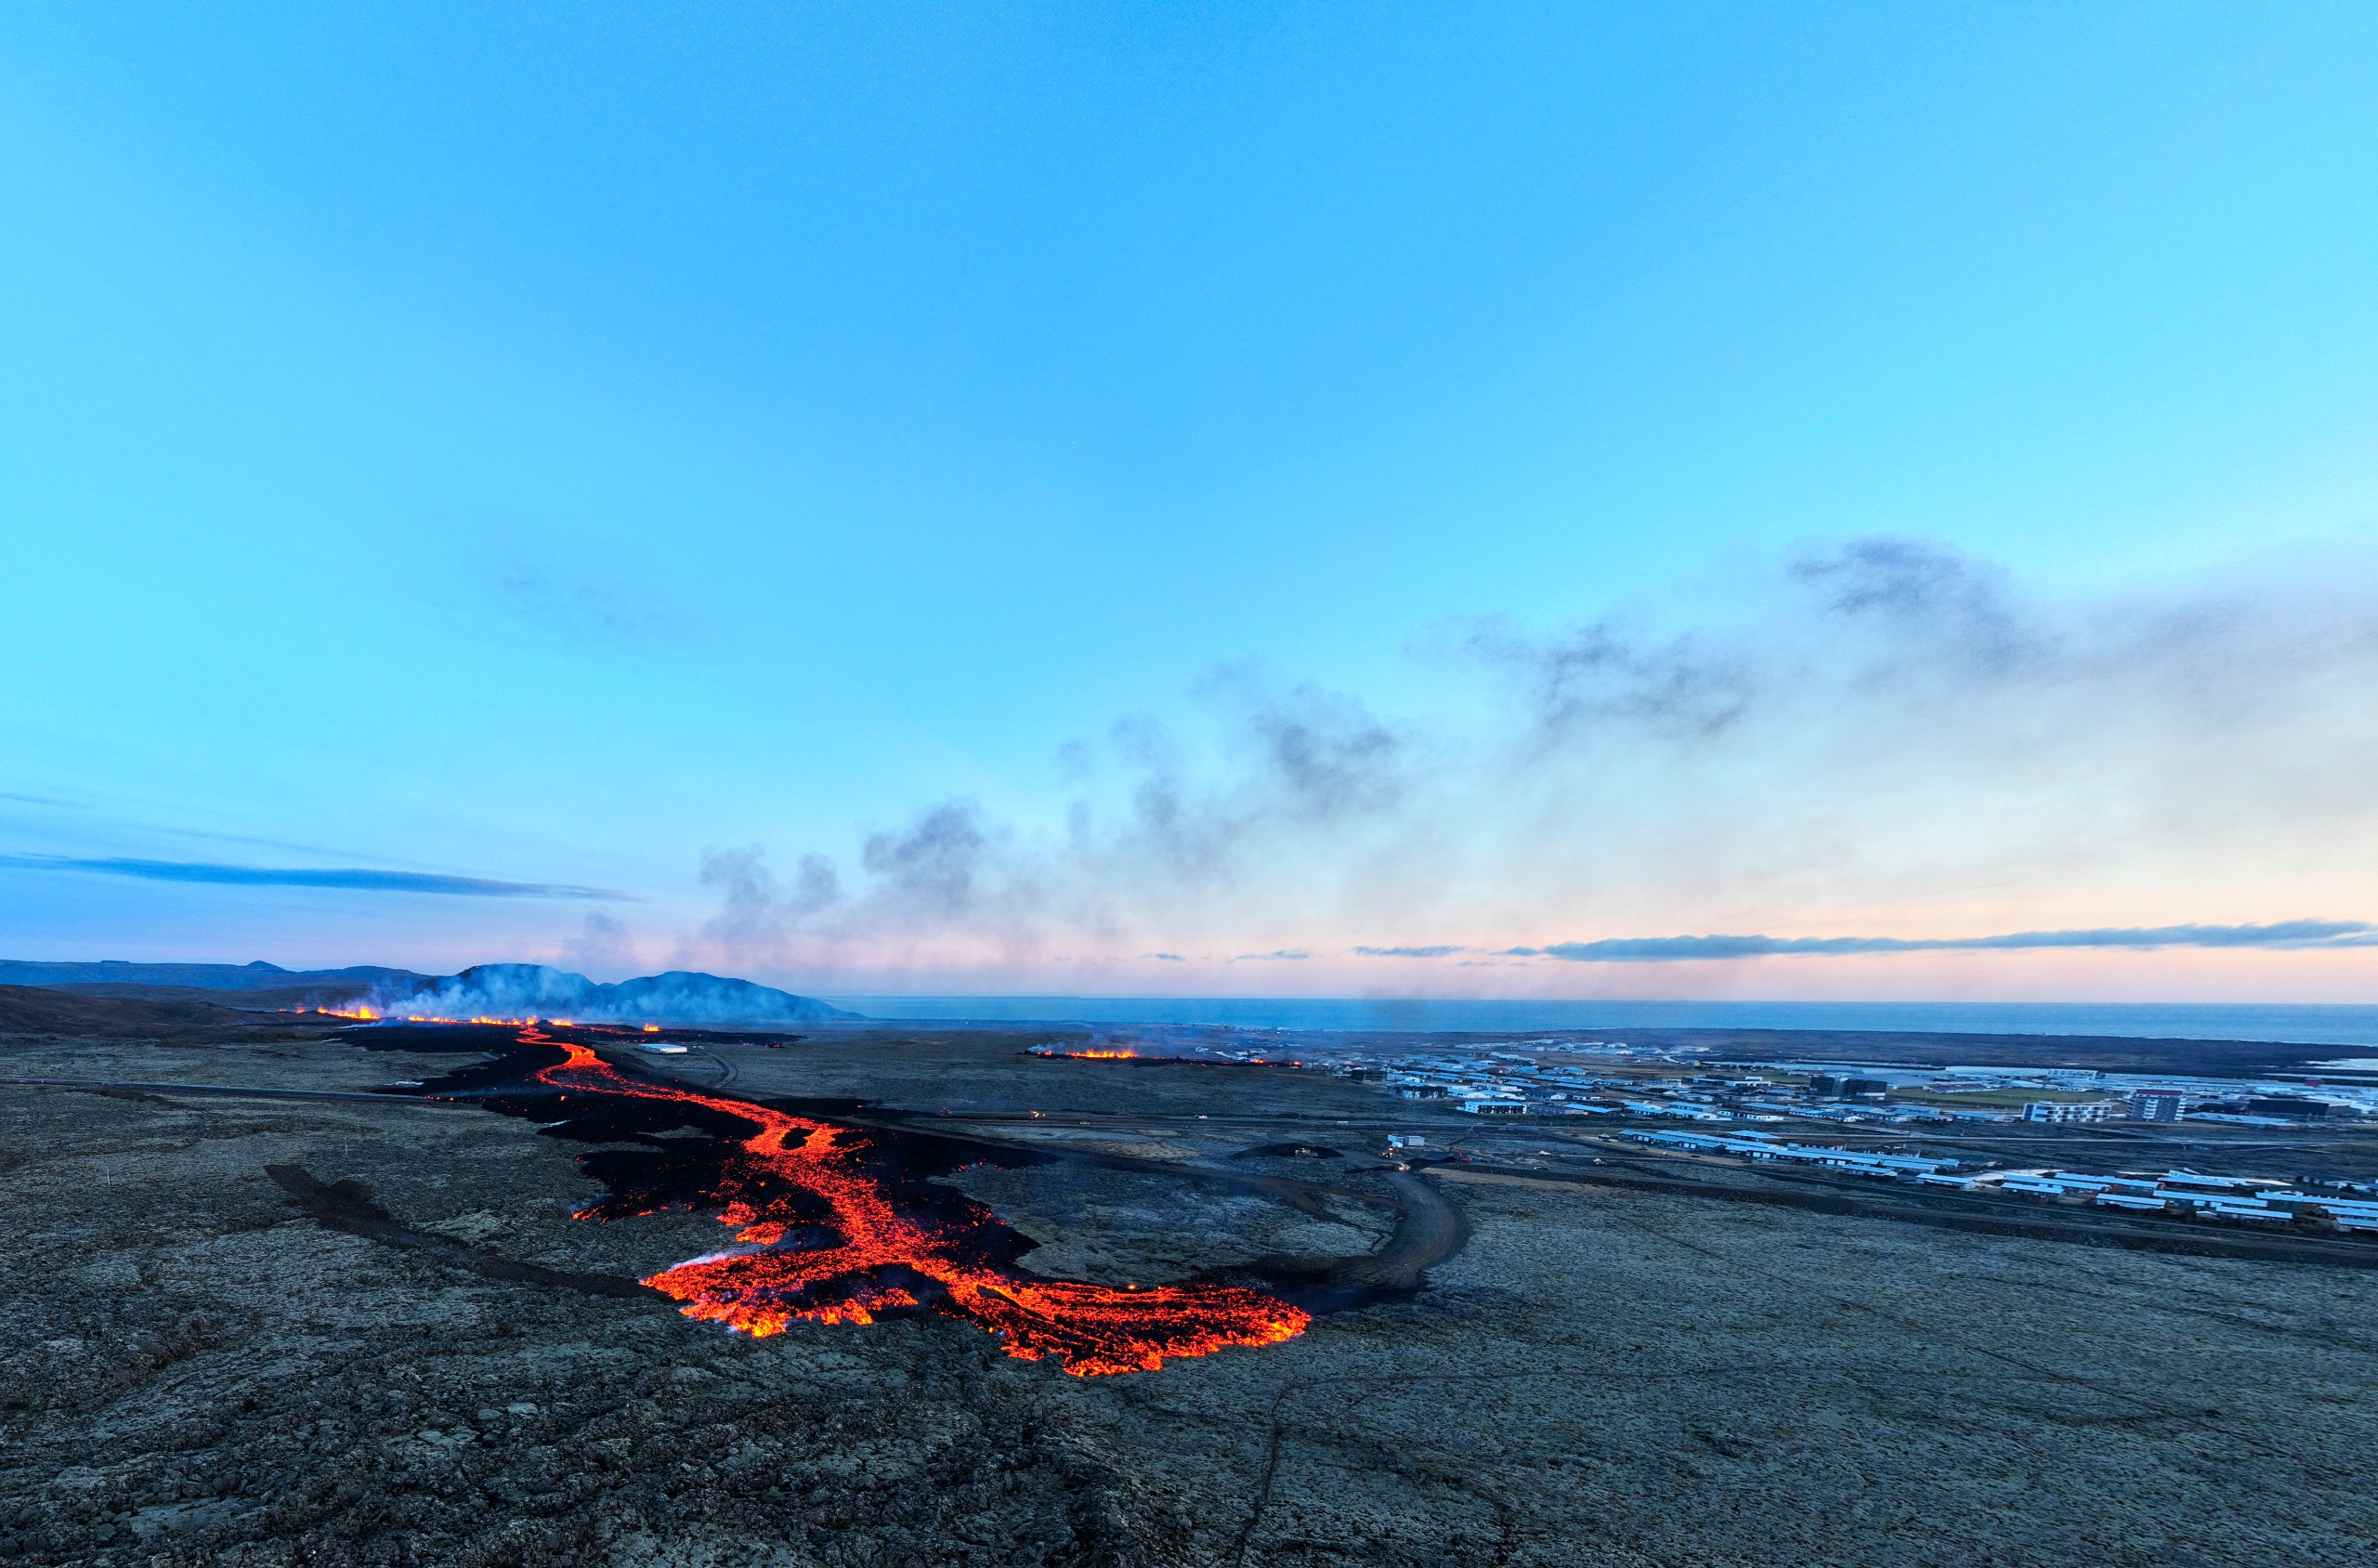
[4,1020,2375,1565]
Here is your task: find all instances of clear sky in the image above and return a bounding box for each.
[6,3,2378,1000]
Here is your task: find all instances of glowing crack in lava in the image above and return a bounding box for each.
[423,1027,1310,1376]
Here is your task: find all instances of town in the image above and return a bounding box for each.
[1027,1032,2378,1239]
[1350,1038,2376,1127]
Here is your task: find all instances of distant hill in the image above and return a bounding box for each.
[0,957,857,1026]
[40,981,392,1012]
[0,960,426,995]
[398,964,857,1025]
[0,984,280,1039]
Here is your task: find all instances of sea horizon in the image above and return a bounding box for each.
[815,995,2378,1048]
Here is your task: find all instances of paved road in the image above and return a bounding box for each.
[1346,1169,1470,1289]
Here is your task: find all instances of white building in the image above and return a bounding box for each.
[2022,1101,2119,1124]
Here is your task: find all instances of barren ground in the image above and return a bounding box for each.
[4,1026,2374,1567]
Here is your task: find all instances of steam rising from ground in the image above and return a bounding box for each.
[380,964,849,1024]
[685,539,2378,984]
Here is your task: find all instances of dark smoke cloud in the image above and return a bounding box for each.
[699,845,838,957]
[1793,536,2031,671]
[860,804,993,918]
[700,675,1416,961]
[1506,921,2378,961]
[1469,536,2378,757]
[1235,682,1406,820]
[1464,620,1756,740]
[697,538,2378,971]
[0,854,622,899]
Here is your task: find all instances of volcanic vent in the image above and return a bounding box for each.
[374,1023,1311,1377]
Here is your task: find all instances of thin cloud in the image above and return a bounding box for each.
[0,854,626,900]
[1506,921,2378,961]
[487,552,695,647]
[1233,949,1312,961]
[1356,945,1467,958]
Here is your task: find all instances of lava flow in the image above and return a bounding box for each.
[400,1026,1310,1377]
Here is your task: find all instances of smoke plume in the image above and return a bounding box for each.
[693,539,2378,981]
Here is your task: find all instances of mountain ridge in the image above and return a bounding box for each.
[404,963,856,1024]
[0,959,856,1025]
[0,959,429,990]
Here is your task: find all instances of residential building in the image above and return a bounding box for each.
[2023,1101,2118,1124]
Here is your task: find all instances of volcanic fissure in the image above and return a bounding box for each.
[365,1023,1313,1377]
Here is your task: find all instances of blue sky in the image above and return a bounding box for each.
[5,4,2378,998]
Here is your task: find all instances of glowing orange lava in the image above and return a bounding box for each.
[504,1032,1309,1376]
[307,1005,637,1027]
[389,1013,568,1026]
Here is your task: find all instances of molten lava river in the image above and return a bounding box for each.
[378,1025,1309,1377]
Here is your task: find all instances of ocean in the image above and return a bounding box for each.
[816,996,2378,1048]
